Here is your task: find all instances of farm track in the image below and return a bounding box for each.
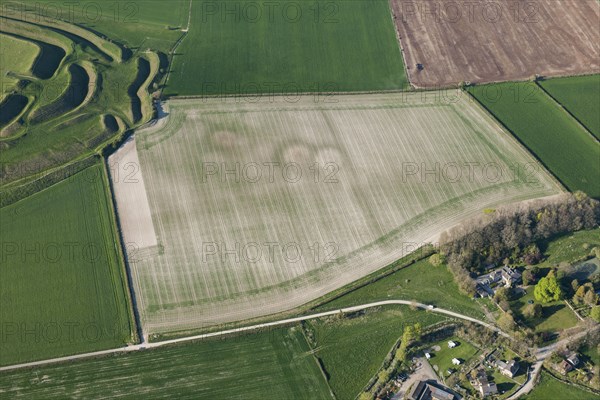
[507,329,596,400]
[0,300,507,372]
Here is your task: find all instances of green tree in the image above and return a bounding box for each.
[413,323,422,340]
[429,253,445,266]
[571,279,580,293]
[534,274,563,303]
[523,303,543,319]
[378,369,391,383]
[575,285,587,299]
[495,287,512,302]
[522,270,533,286]
[584,290,598,306]
[590,306,600,323]
[358,392,372,400]
[395,347,407,363]
[404,325,414,342]
[498,312,517,332]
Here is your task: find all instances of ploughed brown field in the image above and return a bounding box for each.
[391,0,600,87]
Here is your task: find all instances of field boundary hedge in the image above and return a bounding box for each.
[0,155,98,207]
[101,160,141,344]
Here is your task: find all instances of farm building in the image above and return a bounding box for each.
[496,359,519,378]
[476,287,491,298]
[501,267,522,286]
[554,352,581,375]
[425,353,431,359]
[472,369,498,397]
[408,380,455,400]
[566,353,580,367]
[555,360,574,375]
[476,266,523,297]
[448,341,457,348]
[452,358,461,366]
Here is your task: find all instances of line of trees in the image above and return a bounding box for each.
[439,193,600,296]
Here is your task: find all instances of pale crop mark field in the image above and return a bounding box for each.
[118,91,562,334]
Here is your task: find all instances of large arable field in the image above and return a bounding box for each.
[0,163,134,366]
[0,327,333,399]
[165,0,407,95]
[539,74,600,140]
[113,91,561,335]
[391,0,600,87]
[468,82,600,198]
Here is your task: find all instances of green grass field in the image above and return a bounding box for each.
[522,370,596,400]
[535,229,600,268]
[0,33,39,94]
[0,164,134,366]
[511,287,578,334]
[539,75,600,140]
[317,258,486,319]
[0,13,160,191]
[165,0,407,95]
[426,337,479,379]
[71,0,188,53]
[0,327,333,399]
[305,307,445,400]
[468,82,600,198]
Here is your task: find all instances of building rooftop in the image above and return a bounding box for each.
[408,380,455,400]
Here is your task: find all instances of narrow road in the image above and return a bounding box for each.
[506,329,592,400]
[0,300,506,373]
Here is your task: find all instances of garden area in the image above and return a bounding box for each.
[510,287,579,335]
[425,337,480,379]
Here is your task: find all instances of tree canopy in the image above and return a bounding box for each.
[534,273,564,303]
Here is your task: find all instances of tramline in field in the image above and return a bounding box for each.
[111,91,562,335]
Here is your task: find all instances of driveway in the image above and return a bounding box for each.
[391,357,438,400]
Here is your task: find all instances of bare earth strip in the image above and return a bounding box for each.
[108,136,158,251]
[391,0,600,87]
[120,91,561,334]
